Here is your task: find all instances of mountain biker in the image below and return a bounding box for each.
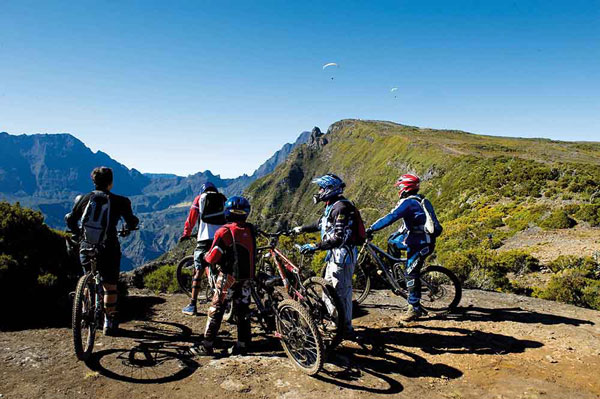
[65,166,139,336]
[365,173,441,322]
[293,174,360,338]
[190,196,256,357]
[179,182,227,316]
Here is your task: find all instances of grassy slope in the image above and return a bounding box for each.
[244,119,600,308]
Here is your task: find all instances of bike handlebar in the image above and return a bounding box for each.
[257,229,293,238]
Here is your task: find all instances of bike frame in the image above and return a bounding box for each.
[257,232,307,301]
[358,241,410,293]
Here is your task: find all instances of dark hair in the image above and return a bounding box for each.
[91,167,113,190]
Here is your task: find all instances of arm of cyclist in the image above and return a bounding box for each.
[64,193,90,237]
[121,197,139,231]
[203,227,232,269]
[294,219,320,234]
[181,194,201,240]
[369,199,410,232]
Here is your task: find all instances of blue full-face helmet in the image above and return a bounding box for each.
[224,196,251,221]
[311,174,345,203]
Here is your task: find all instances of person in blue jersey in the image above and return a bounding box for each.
[366,173,442,322]
[293,174,361,338]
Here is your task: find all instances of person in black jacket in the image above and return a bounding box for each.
[65,167,139,336]
[293,174,359,338]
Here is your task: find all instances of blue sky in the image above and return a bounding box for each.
[0,0,598,177]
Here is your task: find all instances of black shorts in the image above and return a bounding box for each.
[80,243,121,285]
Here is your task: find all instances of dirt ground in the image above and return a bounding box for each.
[2,288,600,399]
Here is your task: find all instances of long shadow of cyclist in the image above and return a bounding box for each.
[86,320,200,384]
[441,305,595,326]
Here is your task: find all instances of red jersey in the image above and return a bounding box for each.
[204,222,256,280]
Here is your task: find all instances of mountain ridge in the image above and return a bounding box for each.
[0,129,311,267]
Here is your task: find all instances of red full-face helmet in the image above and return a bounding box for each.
[394,174,420,197]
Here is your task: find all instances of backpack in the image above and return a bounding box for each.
[339,199,367,246]
[408,195,443,238]
[201,192,227,225]
[81,191,111,245]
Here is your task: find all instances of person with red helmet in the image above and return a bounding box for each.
[366,173,442,322]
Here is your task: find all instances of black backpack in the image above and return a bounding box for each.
[81,191,111,245]
[201,192,227,225]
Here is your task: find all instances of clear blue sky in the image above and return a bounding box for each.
[1,0,598,177]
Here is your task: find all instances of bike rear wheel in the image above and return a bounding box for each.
[176,256,211,301]
[302,277,344,352]
[420,265,462,312]
[72,273,97,361]
[276,299,324,376]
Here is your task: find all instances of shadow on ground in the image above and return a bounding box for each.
[86,320,199,384]
[443,305,594,326]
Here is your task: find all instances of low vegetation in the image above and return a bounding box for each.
[0,201,80,329]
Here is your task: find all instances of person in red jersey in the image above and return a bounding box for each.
[190,196,256,357]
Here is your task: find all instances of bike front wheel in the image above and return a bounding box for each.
[302,277,344,352]
[420,265,462,312]
[276,299,324,376]
[72,273,97,361]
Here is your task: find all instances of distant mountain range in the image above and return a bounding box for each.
[0,129,311,268]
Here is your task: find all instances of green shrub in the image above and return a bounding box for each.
[143,264,179,293]
[497,250,540,274]
[539,210,576,229]
[575,204,600,226]
[538,269,600,310]
[37,273,58,287]
[0,202,81,328]
[582,281,600,310]
[547,255,598,276]
[442,249,511,291]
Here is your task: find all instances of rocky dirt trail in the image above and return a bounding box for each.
[2,289,600,399]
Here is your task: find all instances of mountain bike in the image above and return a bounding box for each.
[176,245,233,321]
[250,272,324,375]
[71,226,138,361]
[336,238,461,312]
[256,230,345,353]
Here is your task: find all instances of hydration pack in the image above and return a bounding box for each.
[81,191,111,245]
[339,199,367,246]
[408,195,443,238]
[201,192,227,225]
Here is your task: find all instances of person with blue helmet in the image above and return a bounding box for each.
[366,174,442,322]
[179,181,227,316]
[191,196,257,356]
[292,173,360,338]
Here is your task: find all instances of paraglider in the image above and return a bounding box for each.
[322,62,338,80]
[391,87,398,98]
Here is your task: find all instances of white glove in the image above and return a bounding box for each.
[292,226,303,234]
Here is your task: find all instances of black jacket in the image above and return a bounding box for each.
[300,195,356,250]
[65,190,139,245]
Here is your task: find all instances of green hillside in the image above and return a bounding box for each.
[244,119,600,309]
[0,202,82,329]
